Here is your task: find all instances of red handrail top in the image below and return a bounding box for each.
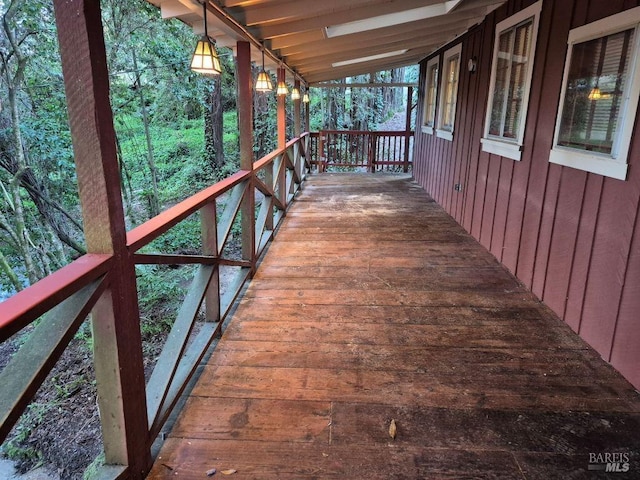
[0,254,113,341]
[127,170,250,252]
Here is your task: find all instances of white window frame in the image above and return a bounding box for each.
[549,7,640,181]
[481,0,542,161]
[436,43,462,141]
[422,56,440,135]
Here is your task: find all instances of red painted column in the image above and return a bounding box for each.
[277,67,287,207]
[236,41,256,271]
[277,67,287,148]
[294,79,301,137]
[304,85,311,133]
[52,0,151,476]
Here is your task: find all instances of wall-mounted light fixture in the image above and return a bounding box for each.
[190,1,222,76]
[467,57,477,73]
[255,49,273,92]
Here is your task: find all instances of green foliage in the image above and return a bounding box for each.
[136,264,195,337]
[83,452,106,480]
[74,320,94,352]
[1,403,47,467]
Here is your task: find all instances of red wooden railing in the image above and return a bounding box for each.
[309,130,414,172]
[0,133,311,478]
[0,128,413,477]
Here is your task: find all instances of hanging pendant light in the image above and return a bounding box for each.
[291,86,301,100]
[276,67,288,96]
[190,1,222,76]
[277,80,288,96]
[255,49,273,92]
[302,91,310,103]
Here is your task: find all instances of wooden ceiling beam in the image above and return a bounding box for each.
[232,0,445,27]
[313,82,418,88]
[268,30,326,51]
[253,0,446,39]
[304,55,429,84]
[287,29,462,69]
[277,13,481,58]
[220,0,283,8]
[300,50,428,76]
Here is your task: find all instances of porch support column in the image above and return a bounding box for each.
[237,41,256,271]
[404,86,414,173]
[52,0,151,476]
[293,79,301,137]
[277,67,287,207]
[304,86,310,133]
[277,67,287,147]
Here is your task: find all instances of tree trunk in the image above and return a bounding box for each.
[0,249,21,292]
[132,49,160,217]
[8,83,40,284]
[205,75,224,169]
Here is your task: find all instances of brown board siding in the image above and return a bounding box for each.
[413,0,640,389]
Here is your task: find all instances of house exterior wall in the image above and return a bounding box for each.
[413,0,640,389]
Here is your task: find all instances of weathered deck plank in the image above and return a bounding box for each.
[148,174,640,479]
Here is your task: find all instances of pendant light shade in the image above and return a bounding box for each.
[291,86,301,100]
[277,80,288,96]
[255,70,273,91]
[191,38,222,76]
[190,1,222,76]
[255,50,273,92]
[303,91,310,103]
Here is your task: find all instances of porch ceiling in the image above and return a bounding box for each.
[148,0,507,85]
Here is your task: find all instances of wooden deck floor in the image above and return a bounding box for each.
[148,174,640,479]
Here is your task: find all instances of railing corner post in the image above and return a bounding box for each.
[237,41,257,275]
[53,0,152,475]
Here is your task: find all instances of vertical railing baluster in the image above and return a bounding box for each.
[318,132,325,173]
[368,133,375,173]
[201,202,220,325]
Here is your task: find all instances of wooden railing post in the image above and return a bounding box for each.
[237,41,256,273]
[318,132,325,173]
[53,0,151,476]
[368,133,377,173]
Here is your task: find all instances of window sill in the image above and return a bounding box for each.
[421,125,434,135]
[436,129,453,141]
[481,137,522,161]
[549,147,628,181]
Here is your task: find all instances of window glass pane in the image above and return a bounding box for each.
[442,55,459,130]
[503,21,532,138]
[489,19,533,139]
[558,28,635,154]
[425,64,438,126]
[489,30,513,135]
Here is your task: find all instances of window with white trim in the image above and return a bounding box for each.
[549,7,640,180]
[436,43,461,141]
[481,1,542,160]
[422,56,439,134]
